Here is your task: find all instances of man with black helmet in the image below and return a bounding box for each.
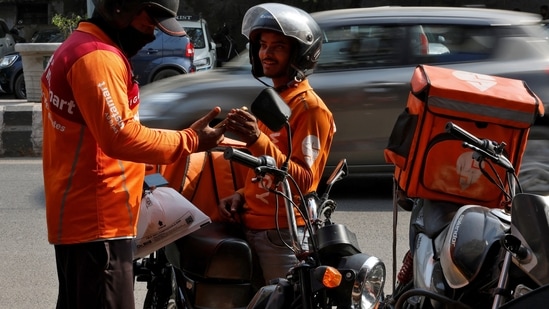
[218,3,336,288]
[41,1,225,308]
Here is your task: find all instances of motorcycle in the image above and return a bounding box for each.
[9,20,26,43]
[213,23,240,66]
[134,87,387,308]
[381,122,549,309]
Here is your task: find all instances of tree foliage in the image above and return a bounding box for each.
[52,13,83,39]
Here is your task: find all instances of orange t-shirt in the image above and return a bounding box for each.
[41,22,199,245]
[239,80,336,230]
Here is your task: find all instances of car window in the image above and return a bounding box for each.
[413,25,495,64]
[185,27,205,49]
[144,29,164,50]
[318,25,407,70]
[316,23,510,70]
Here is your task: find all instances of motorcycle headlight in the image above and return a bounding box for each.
[338,254,386,309]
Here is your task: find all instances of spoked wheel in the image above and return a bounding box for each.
[143,282,172,309]
[143,266,180,309]
[139,249,185,309]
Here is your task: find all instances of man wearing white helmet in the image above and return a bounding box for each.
[219,3,336,288]
[41,1,225,308]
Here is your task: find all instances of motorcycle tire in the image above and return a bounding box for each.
[143,277,177,309]
[13,72,26,100]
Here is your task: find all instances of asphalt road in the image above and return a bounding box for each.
[0,157,410,308]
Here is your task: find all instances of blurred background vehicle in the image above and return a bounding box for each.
[8,20,26,43]
[30,27,61,43]
[212,23,241,66]
[137,6,549,194]
[177,16,217,71]
[0,18,16,57]
[1,25,195,98]
[0,27,63,99]
[131,28,196,86]
[0,52,24,98]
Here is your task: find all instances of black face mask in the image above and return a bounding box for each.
[89,16,155,58]
[117,26,155,58]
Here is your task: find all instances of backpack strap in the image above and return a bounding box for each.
[182,152,208,203]
[206,150,222,205]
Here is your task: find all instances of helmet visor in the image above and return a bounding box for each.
[242,3,317,46]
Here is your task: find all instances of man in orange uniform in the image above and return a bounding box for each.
[218,3,336,288]
[40,1,224,308]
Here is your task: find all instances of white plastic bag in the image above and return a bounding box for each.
[134,186,211,258]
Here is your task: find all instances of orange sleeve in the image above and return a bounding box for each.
[248,91,335,193]
[67,50,198,164]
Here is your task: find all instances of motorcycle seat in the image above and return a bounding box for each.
[167,222,253,281]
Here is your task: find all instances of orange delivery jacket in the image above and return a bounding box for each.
[238,80,336,230]
[41,22,200,245]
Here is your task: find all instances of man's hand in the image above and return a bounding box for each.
[190,107,225,152]
[218,192,244,223]
[225,108,261,145]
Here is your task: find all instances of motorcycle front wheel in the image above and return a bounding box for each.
[143,279,173,309]
[143,267,181,309]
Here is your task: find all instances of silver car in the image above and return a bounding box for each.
[138,6,549,190]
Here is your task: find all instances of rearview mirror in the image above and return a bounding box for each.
[326,159,348,186]
[251,87,291,132]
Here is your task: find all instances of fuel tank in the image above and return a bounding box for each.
[439,205,507,288]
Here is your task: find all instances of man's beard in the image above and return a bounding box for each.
[118,26,155,58]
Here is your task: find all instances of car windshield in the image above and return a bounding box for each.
[185,27,205,48]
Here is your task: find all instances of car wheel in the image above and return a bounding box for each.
[152,69,183,82]
[13,73,26,99]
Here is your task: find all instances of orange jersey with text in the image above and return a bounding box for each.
[41,22,199,245]
[240,80,335,230]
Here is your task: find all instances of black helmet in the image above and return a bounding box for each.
[92,0,185,36]
[242,3,322,81]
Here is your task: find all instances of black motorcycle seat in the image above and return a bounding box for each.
[167,222,253,281]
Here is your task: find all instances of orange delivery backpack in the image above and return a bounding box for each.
[384,64,544,209]
[161,139,249,222]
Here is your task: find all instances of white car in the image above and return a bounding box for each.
[177,16,217,71]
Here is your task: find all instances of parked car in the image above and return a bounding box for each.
[131,28,195,86]
[0,52,24,98]
[30,27,61,43]
[0,28,64,99]
[1,27,196,98]
[139,7,549,191]
[177,16,217,71]
[0,18,16,57]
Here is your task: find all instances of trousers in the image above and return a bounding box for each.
[54,239,135,309]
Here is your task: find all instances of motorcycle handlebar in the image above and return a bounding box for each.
[445,122,487,150]
[445,122,514,171]
[223,147,275,169]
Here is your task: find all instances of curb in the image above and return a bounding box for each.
[0,103,42,157]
